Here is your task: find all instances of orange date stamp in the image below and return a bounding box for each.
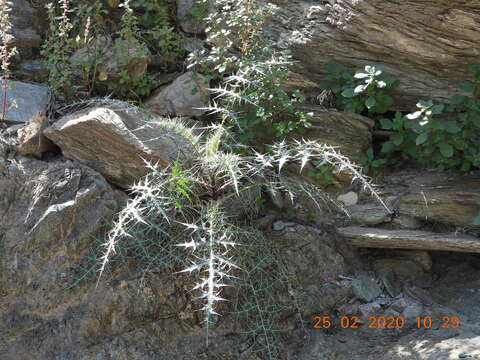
[312,315,462,329]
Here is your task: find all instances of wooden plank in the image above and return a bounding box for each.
[338,226,480,253]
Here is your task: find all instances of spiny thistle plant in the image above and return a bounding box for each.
[96,113,388,346]
[0,0,17,121]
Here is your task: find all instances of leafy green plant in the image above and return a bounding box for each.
[321,64,399,115]
[358,147,387,176]
[131,0,184,65]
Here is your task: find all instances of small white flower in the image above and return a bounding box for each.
[354,84,366,94]
[406,111,423,120]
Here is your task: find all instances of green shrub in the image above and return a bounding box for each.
[324,62,480,172]
[321,64,399,115]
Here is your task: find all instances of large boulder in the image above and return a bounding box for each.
[294,105,374,160]
[44,106,197,188]
[145,72,210,117]
[267,0,480,109]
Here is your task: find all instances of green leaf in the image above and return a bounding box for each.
[431,104,445,115]
[451,94,466,105]
[365,97,376,109]
[381,141,395,153]
[393,133,404,146]
[416,133,428,145]
[341,88,355,98]
[439,143,454,157]
[380,118,393,130]
[445,121,461,134]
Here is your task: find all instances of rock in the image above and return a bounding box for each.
[347,203,392,225]
[16,60,50,82]
[17,111,53,158]
[338,191,358,206]
[391,250,433,272]
[392,214,423,229]
[71,36,150,89]
[401,301,424,321]
[273,220,286,231]
[294,105,374,161]
[358,302,382,318]
[374,259,424,280]
[377,267,401,297]
[145,72,210,117]
[11,0,45,58]
[1,81,51,124]
[267,0,480,109]
[181,36,206,53]
[352,273,382,302]
[44,106,197,188]
[177,0,207,34]
[270,225,350,315]
[0,154,123,357]
[398,175,480,227]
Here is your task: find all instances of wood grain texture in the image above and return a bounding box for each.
[338,226,480,253]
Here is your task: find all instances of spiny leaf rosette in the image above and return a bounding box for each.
[98,119,386,344]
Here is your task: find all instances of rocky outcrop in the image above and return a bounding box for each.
[294,105,374,160]
[398,174,480,227]
[267,0,480,109]
[44,106,197,188]
[145,72,210,117]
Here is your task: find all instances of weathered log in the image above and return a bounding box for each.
[338,226,480,253]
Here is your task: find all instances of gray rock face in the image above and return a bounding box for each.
[270,224,350,315]
[347,203,392,225]
[44,106,197,188]
[145,72,210,117]
[267,0,480,109]
[17,111,53,158]
[352,273,382,302]
[0,154,123,358]
[398,175,480,227]
[177,0,207,34]
[294,105,374,160]
[11,0,45,58]
[1,81,51,124]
